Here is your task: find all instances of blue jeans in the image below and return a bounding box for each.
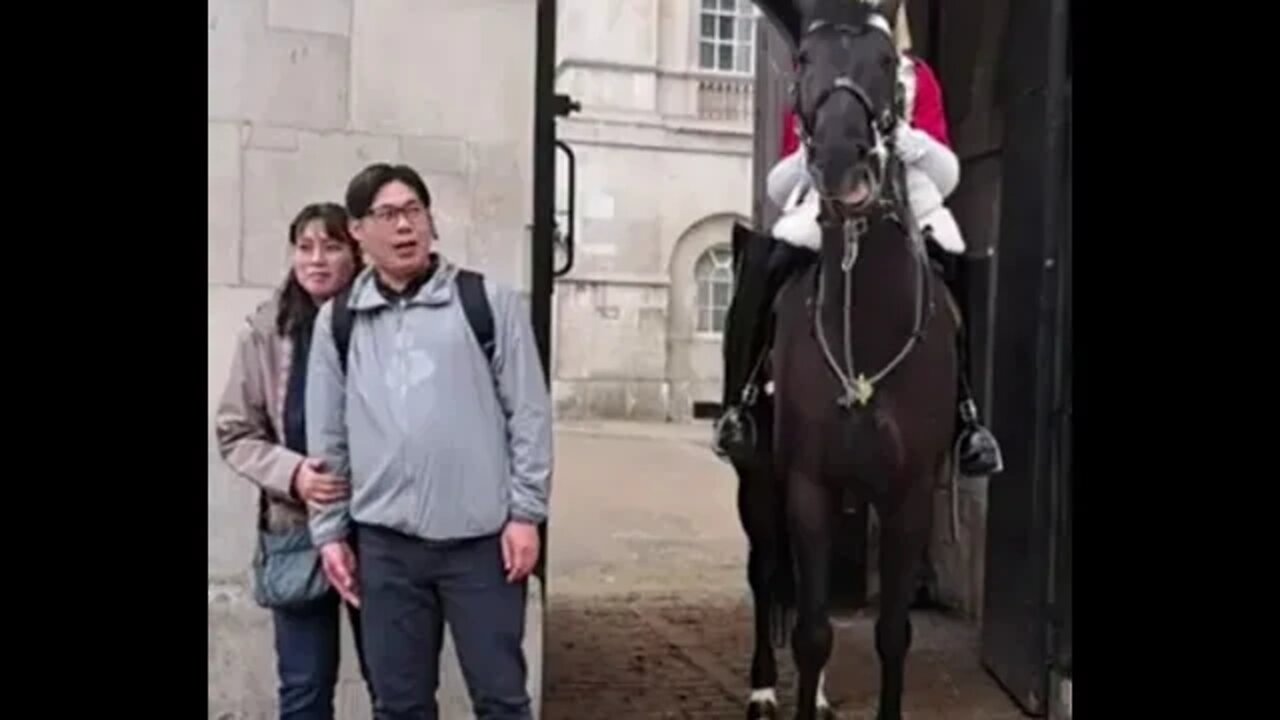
[272,589,374,720]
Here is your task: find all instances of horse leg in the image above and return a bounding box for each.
[738,467,784,719]
[873,485,933,720]
[746,544,781,718]
[786,473,836,720]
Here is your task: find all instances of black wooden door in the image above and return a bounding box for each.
[979,0,1070,714]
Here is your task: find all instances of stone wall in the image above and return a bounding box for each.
[208,2,541,716]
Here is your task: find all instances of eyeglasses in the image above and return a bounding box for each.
[367,202,427,225]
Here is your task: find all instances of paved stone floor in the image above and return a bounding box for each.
[540,421,1027,720]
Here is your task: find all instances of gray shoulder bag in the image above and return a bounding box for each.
[251,492,332,608]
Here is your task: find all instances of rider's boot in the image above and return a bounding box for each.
[713,232,772,459]
[929,237,1004,478]
[714,235,816,459]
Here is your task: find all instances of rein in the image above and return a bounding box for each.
[811,195,935,409]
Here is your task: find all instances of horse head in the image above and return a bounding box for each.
[787,0,905,216]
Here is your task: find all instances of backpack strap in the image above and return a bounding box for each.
[329,270,496,376]
[454,268,496,366]
[330,286,355,376]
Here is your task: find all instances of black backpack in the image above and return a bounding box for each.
[330,268,496,374]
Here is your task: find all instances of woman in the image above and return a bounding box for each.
[715,14,1003,479]
[215,203,374,719]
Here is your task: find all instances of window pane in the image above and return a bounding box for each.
[719,16,734,40]
[737,17,753,41]
[702,0,716,8]
[700,14,715,39]
[735,43,752,73]
[719,0,734,10]
[699,41,715,69]
[697,282,710,308]
[718,44,733,70]
[713,308,727,333]
[712,281,730,307]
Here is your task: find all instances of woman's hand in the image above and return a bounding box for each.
[291,458,350,506]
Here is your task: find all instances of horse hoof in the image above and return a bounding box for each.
[746,700,778,719]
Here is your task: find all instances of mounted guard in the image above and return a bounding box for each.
[715,0,1003,481]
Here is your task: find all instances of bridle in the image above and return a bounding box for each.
[791,17,903,215]
[790,14,936,410]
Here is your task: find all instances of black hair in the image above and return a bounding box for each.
[344,163,433,219]
[274,202,364,337]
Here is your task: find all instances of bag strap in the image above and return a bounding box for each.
[329,270,496,376]
[454,268,496,366]
[330,287,355,376]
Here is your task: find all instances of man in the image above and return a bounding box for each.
[305,162,552,720]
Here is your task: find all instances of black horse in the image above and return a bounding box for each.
[719,2,999,718]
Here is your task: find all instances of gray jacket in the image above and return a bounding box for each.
[305,256,553,546]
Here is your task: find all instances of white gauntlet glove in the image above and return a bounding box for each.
[893,124,929,163]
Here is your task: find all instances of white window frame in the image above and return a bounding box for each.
[695,0,759,76]
[694,245,735,336]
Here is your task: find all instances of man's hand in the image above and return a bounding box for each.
[319,541,360,607]
[292,458,349,506]
[501,520,540,583]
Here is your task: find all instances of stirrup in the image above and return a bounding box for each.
[712,405,757,462]
[958,424,1004,477]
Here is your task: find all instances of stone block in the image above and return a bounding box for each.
[242,124,299,152]
[927,475,989,619]
[209,122,243,285]
[415,172,472,265]
[208,0,265,120]
[241,29,350,131]
[466,223,528,290]
[554,379,671,421]
[399,135,468,177]
[268,0,351,37]
[469,142,529,225]
[241,131,399,287]
[349,0,536,141]
[210,0,350,129]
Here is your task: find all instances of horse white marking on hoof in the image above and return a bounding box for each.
[816,670,831,711]
[747,687,778,718]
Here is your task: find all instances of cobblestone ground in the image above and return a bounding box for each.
[542,422,1026,720]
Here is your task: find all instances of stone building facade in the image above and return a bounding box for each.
[550,0,760,422]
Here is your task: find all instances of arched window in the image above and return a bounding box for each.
[694,245,734,334]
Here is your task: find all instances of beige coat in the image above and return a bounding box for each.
[214,294,310,532]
